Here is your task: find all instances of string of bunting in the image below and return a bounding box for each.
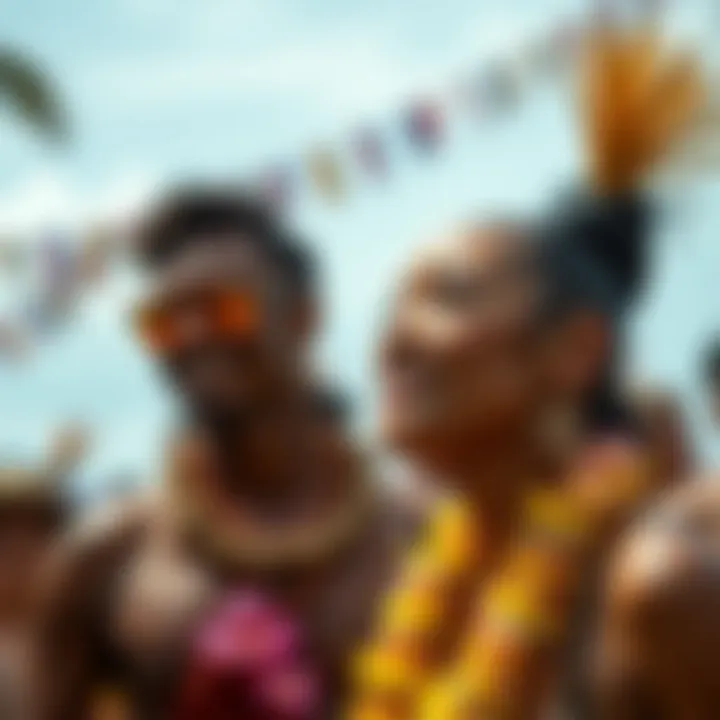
[2,8,715,359]
[242,17,584,211]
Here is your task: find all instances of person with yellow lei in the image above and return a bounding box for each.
[349,23,704,720]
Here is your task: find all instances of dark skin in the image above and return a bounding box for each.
[378,224,642,717]
[630,388,693,489]
[595,478,720,720]
[37,234,416,720]
[0,503,62,720]
[380,224,613,498]
[0,505,60,621]
[306,399,359,509]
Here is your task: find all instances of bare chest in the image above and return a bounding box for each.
[106,526,396,712]
[0,632,34,720]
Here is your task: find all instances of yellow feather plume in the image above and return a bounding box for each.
[581,27,704,194]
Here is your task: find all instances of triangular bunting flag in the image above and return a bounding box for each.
[307,149,344,201]
[253,165,295,212]
[405,100,443,153]
[354,128,388,178]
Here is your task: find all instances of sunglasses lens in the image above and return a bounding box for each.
[133,288,258,353]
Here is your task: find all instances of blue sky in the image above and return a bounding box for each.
[1,0,720,500]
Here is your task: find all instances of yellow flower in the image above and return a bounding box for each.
[354,646,423,692]
[347,703,399,720]
[420,676,475,720]
[432,498,477,570]
[525,490,589,542]
[381,589,445,634]
[483,578,559,640]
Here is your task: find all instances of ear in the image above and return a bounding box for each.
[544,310,612,399]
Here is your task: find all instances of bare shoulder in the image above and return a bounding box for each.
[69,492,156,549]
[42,491,158,608]
[596,474,720,715]
[59,492,155,561]
[606,473,720,632]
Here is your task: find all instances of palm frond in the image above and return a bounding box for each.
[0,48,66,140]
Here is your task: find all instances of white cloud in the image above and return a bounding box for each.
[0,166,161,234]
[79,32,416,120]
[78,5,567,136]
[117,0,273,26]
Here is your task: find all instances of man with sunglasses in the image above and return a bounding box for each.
[36,188,418,719]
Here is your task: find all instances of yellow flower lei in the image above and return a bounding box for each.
[348,441,648,720]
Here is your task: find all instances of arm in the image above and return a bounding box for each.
[595,484,720,719]
[35,499,148,720]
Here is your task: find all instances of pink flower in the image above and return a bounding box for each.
[258,665,321,718]
[173,590,323,720]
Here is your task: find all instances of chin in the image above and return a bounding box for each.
[192,397,252,429]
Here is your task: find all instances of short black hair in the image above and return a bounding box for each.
[136,185,315,296]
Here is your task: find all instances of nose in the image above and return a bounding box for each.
[174,307,213,349]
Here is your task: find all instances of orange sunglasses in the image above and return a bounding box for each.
[133,286,259,354]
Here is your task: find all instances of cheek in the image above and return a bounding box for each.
[255,307,296,369]
[452,315,538,422]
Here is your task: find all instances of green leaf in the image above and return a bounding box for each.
[0,48,67,141]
